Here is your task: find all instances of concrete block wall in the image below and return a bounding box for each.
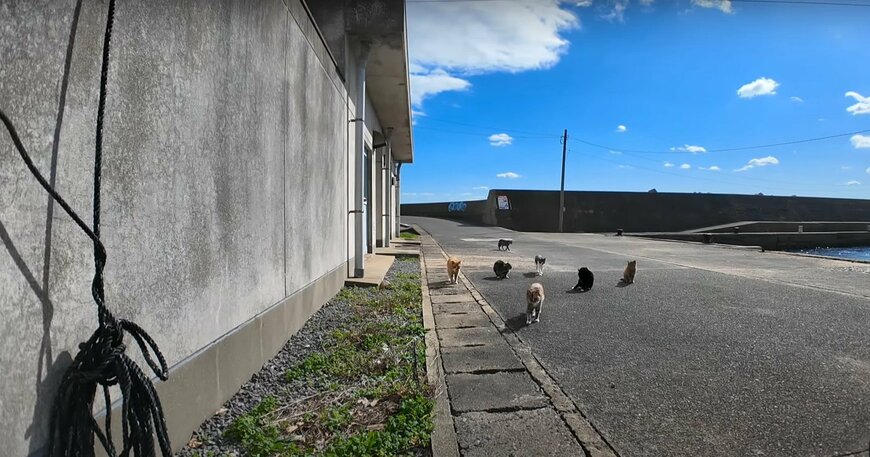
[401,190,870,234]
[484,190,870,233]
[0,0,360,454]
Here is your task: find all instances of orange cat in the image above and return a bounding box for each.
[446,257,462,284]
[622,260,637,284]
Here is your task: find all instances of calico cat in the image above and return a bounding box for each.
[534,255,546,276]
[573,267,594,291]
[497,239,513,251]
[447,257,462,284]
[526,283,545,325]
[493,260,512,279]
[622,260,637,284]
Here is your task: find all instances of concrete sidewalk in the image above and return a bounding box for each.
[419,226,617,457]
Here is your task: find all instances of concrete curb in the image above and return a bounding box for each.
[459,268,619,457]
[417,224,620,457]
[419,240,461,457]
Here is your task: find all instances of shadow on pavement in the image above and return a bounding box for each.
[505,313,529,331]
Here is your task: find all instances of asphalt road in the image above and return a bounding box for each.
[406,216,870,457]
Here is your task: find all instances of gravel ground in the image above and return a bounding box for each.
[176,257,421,456]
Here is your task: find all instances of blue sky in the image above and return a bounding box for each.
[402,0,870,203]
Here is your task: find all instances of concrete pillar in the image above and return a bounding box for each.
[353,42,371,277]
[383,142,392,247]
[375,147,385,248]
[394,163,402,235]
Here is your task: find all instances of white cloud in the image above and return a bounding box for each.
[845,180,861,186]
[601,0,629,22]
[609,150,622,155]
[851,134,870,149]
[670,144,707,153]
[737,77,779,99]
[845,91,870,115]
[639,0,655,5]
[735,155,779,172]
[496,172,521,179]
[407,0,578,108]
[664,162,675,167]
[699,165,721,171]
[841,166,854,171]
[472,186,489,190]
[408,2,577,74]
[866,166,870,175]
[692,0,733,13]
[616,124,627,133]
[410,69,471,107]
[680,163,691,169]
[790,96,804,103]
[488,133,514,147]
[617,164,633,169]
[411,109,425,125]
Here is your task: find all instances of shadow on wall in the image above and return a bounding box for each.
[1,2,85,452]
[0,217,72,456]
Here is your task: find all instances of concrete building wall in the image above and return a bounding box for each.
[0,0,378,454]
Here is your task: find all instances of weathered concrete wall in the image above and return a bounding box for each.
[0,0,354,455]
[401,200,488,223]
[481,190,870,233]
[638,232,870,251]
[402,191,870,236]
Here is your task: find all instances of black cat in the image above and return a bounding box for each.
[493,260,512,279]
[573,267,594,291]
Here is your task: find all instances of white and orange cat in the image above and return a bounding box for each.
[446,256,462,284]
[526,283,545,325]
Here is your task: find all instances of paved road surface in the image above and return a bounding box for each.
[407,216,870,457]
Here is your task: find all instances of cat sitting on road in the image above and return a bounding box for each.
[497,239,513,251]
[622,260,637,284]
[573,267,594,291]
[526,283,545,325]
[534,255,546,276]
[493,260,512,279]
[447,257,462,284]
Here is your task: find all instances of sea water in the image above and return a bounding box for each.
[791,246,870,262]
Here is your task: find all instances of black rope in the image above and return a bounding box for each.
[0,0,172,455]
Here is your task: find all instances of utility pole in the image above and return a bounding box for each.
[558,129,568,233]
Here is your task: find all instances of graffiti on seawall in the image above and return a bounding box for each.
[448,201,467,212]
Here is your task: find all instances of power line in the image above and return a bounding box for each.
[415,115,870,154]
[407,0,519,3]
[592,148,844,190]
[408,0,870,5]
[413,125,558,139]
[570,127,870,154]
[730,0,870,7]
[418,116,561,138]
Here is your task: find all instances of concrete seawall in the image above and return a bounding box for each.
[639,232,870,251]
[401,190,870,249]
